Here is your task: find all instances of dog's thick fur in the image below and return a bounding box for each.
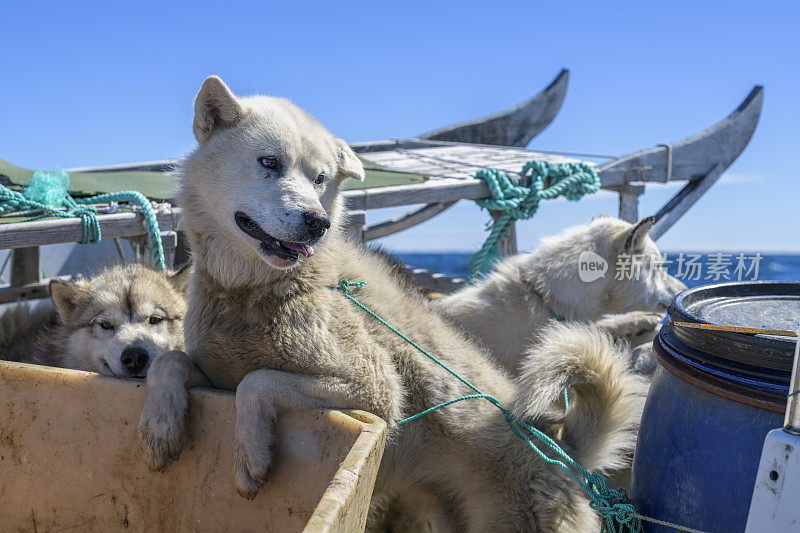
[0,264,189,376]
[436,216,685,375]
[595,311,664,376]
[0,301,59,363]
[137,77,646,531]
[515,322,649,473]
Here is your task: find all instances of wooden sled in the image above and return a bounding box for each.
[0,80,762,299]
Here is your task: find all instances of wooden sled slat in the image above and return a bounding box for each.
[419,69,569,147]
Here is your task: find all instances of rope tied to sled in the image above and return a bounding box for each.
[332,279,646,532]
[469,160,600,282]
[0,170,166,270]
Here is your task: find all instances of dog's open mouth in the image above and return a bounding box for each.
[234,212,315,261]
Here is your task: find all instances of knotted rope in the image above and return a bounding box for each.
[469,161,600,282]
[331,279,645,533]
[0,170,166,270]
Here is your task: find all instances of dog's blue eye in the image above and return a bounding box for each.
[258,156,279,170]
[314,174,325,185]
[99,321,114,330]
[149,316,163,325]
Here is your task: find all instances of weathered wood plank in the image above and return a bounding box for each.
[139,230,178,269]
[650,163,724,240]
[363,202,456,241]
[597,86,763,187]
[67,160,180,173]
[343,210,366,229]
[419,69,569,147]
[0,211,177,250]
[341,170,620,211]
[174,231,191,268]
[342,179,490,211]
[491,212,517,257]
[342,210,366,241]
[612,184,644,223]
[360,144,586,179]
[618,192,639,223]
[10,247,40,287]
[0,275,71,304]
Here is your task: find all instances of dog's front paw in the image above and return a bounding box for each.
[233,413,276,499]
[597,311,663,339]
[233,373,278,499]
[234,438,273,500]
[138,380,188,471]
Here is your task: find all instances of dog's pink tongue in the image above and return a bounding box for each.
[283,242,315,257]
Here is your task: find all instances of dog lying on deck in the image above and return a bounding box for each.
[435,215,684,376]
[0,263,189,377]
[137,76,647,531]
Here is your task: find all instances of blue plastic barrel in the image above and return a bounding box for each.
[631,281,798,533]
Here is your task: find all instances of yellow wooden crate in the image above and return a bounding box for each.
[0,361,386,532]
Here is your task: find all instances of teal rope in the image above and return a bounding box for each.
[0,170,100,243]
[82,191,165,270]
[469,161,600,282]
[0,171,165,270]
[331,279,641,533]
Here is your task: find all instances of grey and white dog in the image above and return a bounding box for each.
[137,76,648,531]
[0,263,189,377]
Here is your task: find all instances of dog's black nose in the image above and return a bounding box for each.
[303,211,330,238]
[120,347,149,375]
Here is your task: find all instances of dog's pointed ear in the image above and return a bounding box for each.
[336,138,365,182]
[49,278,85,322]
[168,262,192,291]
[624,216,656,252]
[193,76,245,145]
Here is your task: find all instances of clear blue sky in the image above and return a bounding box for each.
[2,1,797,253]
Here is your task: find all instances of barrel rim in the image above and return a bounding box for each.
[654,332,787,414]
[668,280,800,379]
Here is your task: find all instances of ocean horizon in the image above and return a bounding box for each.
[396,251,800,289]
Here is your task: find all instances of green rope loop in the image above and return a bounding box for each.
[82,191,165,270]
[0,170,165,270]
[331,279,643,533]
[469,160,600,282]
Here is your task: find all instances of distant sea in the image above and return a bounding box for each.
[396,252,800,289]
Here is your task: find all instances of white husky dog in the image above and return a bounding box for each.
[436,215,686,375]
[0,264,189,377]
[137,76,648,531]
